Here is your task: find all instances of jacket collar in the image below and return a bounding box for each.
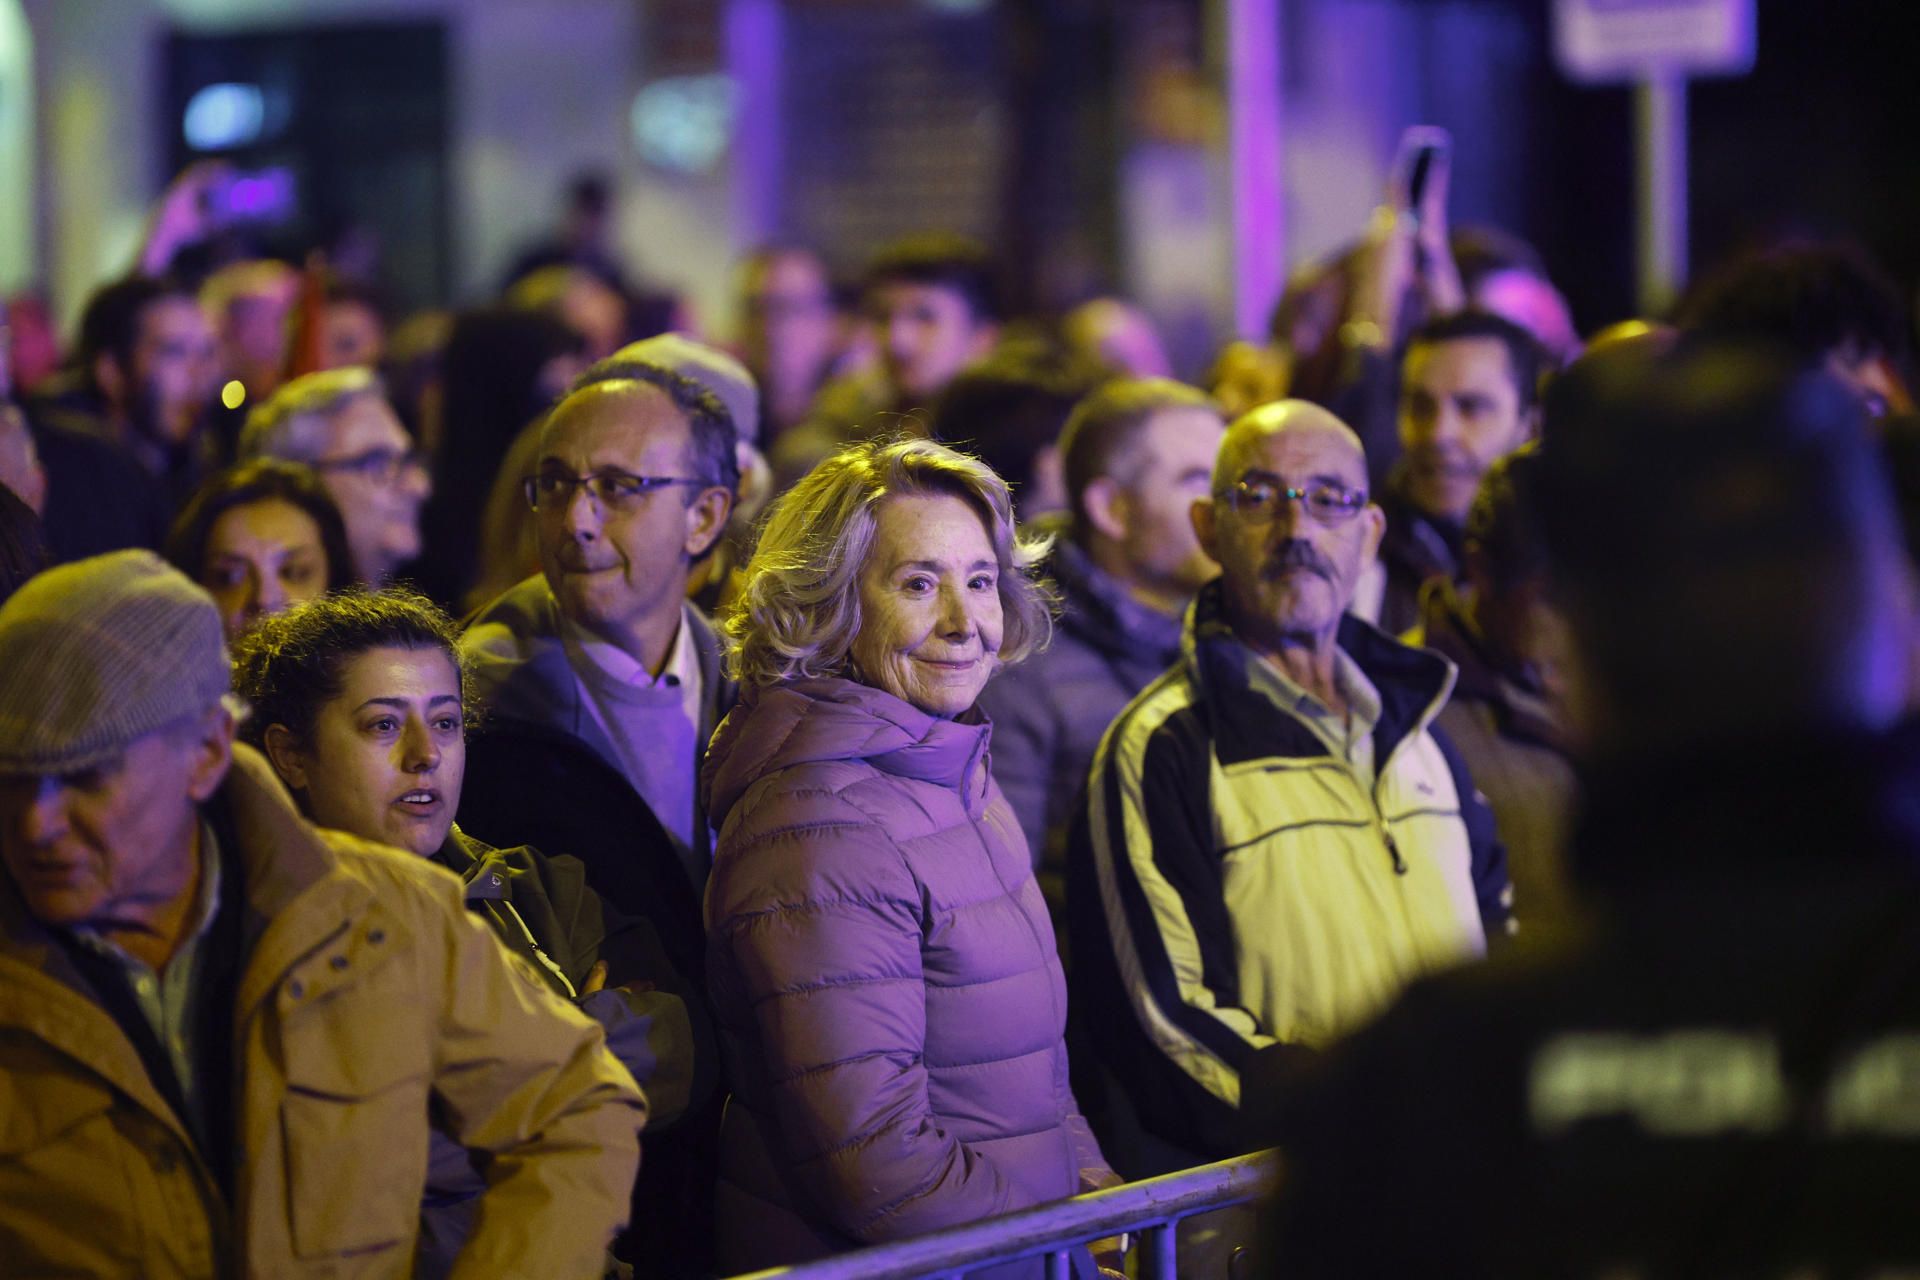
[704,676,992,827]
[432,826,524,903]
[1183,577,1456,770]
[466,575,738,768]
[1041,522,1185,666]
[1377,474,1465,584]
[0,744,360,1145]
[1415,578,1570,753]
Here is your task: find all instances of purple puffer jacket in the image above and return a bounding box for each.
[702,676,1117,1274]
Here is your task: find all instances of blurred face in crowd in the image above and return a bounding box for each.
[851,492,1004,718]
[0,710,232,939]
[1103,405,1225,606]
[741,249,838,405]
[218,270,298,391]
[319,300,386,372]
[560,272,627,363]
[268,645,464,858]
[0,403,46,514]
[104,296,220,448]
[1064,298,1172,380]
[1472,269,1581,366]
[1398,337,1535,527]
[534,382,729,659]
[870,281,995,400]
[1195,407,1384,655]
[313,395,430,584]
[199,498,330,639]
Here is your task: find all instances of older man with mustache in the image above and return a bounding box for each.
[1067,399,1512,1181]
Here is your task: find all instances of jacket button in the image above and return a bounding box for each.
[288,980,304,999]
[368,928,386,945]
[330,955,349,971]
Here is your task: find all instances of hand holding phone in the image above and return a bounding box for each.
[1389,126,1451,234]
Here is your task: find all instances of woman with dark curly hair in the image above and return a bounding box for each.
[232,587,712,1279]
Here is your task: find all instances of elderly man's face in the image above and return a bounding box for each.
[534,382,730,655]
[0,714,231,935]
[1196,418,1384,651]
[314,396,430,584]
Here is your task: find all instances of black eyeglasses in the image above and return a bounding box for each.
[314,446,428,485]
[524,469,709,513]
[1217,476,1368,525]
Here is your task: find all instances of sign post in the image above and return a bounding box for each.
[1553,0,1755,314]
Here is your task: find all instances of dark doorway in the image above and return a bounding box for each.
[162,20,451,310]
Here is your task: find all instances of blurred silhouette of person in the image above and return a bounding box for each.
[414,307,587,606]
[1062,297,1173,380]
[1678,239,1916,419]
[978,378,1224,899]
[1264,339,1920,1277]
[506,170,632,296]
[735,245,840,442]
[1406,445,1578,934]
[771,233,1004,487]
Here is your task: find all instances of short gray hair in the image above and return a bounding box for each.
[726,437,1053,689]
[238,367,385,463]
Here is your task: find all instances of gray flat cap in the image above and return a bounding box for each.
[0,550,230,774]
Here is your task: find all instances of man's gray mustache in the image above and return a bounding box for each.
[1261,541,1336,581]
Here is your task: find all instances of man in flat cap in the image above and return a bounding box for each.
[0,549,646,1278]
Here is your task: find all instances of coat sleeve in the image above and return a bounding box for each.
[535,848,719,1131]
[710,803,1029,1243]
[1429,724,1515,940]
[417,876,648,1280]
[976,669,1056,870]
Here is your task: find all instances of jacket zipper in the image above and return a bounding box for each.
[1381,825,1407,875]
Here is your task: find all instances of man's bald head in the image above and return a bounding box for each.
[1214,399,1369,494]
[1197,399,1383,656]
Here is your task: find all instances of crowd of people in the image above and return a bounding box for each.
[2,141,1920,1280]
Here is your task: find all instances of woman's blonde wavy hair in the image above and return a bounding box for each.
[725,436,1054,690]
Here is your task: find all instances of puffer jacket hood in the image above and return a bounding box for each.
[704,675,993,825]
[702,675,1115,1276]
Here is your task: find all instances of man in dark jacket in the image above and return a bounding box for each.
[1407,444,1577,932]
[977,378,1224,901]
[1265,340,1920,1276]
[1375,310,1542,633]
[460,357,739,980]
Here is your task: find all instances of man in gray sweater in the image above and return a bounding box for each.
[978,378,1225,904]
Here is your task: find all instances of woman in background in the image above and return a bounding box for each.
[166,457,352,639]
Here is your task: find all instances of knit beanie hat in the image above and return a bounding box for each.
[0,549,230,774]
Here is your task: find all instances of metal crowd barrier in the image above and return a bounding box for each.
[723,1150,1283,1280]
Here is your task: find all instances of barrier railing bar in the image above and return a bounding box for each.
[722,1150,1281,1280]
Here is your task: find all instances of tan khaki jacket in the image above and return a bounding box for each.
[0,746,646,1279]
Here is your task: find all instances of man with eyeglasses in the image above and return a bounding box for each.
[458,360,738,1279]
[1067,399,1511,1179]
[238,366,431,584]
[459,360,737,968]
